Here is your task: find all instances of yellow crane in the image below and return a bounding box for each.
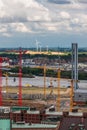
[70,79,74,112]
[70,79,79,112]
[34,65,62,111]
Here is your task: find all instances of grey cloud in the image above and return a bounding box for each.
[0,17,28,23]
[47,0,71,4]
[0,18,51,23]
[47,0,87,4]
[0,16,53,23]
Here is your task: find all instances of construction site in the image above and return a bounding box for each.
[0,43,87,130]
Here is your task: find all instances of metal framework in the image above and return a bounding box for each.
[72,43,78,90]
[0,57,2,106]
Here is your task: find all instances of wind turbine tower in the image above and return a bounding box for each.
[36,40,39,52]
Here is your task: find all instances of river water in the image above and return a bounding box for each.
[2,76,87,88]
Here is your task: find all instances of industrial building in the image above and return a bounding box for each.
[0,106,87,130]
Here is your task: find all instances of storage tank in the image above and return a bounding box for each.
[0,119,11,130]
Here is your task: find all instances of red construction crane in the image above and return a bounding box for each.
[0,57,2,106]
[5,48,27,106]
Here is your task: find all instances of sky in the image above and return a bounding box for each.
[0,0,87,48]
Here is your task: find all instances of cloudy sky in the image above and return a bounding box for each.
[0,0,87,48]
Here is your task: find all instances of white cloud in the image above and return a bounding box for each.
[0,0,86,35]
[15,23,30,33]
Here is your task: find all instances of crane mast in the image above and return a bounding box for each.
[70,79,74,112]
[0,57,2,106]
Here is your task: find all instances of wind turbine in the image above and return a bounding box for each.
[35,40,40,52]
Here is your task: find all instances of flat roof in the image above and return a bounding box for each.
[12,123,57,128]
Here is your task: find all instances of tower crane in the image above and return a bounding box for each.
[34,65,64,111]
[33,65,75,112]
[0,57,2,106]
[69,79,79,111]
[5,48,27,106]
